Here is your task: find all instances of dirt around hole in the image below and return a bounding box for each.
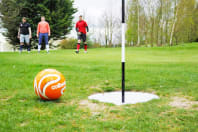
[169,97,198,110]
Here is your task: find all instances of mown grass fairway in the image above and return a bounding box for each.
[0,43,198,131]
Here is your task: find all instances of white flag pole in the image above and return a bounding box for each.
[121,0,125,103]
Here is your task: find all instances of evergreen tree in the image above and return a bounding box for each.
[0,0,77,47]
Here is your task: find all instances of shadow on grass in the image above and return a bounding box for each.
[34,97,62,103]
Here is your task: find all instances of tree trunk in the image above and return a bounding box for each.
[150,17,154,47]
[137,1,140,46]
[160,0,163,46]
[156,19,160,46]
[170,2,179,46]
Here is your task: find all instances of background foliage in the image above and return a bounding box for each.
[0,0,76,48]
[126,0,198,47]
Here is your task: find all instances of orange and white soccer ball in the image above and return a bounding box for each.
[34,69,66,100]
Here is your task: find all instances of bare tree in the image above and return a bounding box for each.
[170,0,179,46]
[137,0,140,46]
[100,10,118,47]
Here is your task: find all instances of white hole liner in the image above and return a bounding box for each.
[88,91,160,106]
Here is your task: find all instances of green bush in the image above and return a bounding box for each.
[91,43,101,48]
[60,37,102,49]
[60,38,77,49]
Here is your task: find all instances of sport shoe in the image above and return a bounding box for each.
[75,50,79,54]
[84,51,88,54]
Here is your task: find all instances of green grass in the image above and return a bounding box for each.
[0,43,198,131]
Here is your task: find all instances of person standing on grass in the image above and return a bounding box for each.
[18,17,32,53]
[37,16,51,53]
[75,15,89,54]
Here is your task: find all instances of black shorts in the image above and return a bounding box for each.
[78,33,87,42]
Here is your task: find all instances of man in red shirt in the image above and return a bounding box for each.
[75,15,89,54]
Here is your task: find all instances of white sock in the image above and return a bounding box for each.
[46,45,49,52]
[38,45,41,51]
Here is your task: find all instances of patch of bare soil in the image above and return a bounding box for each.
[19,99,26,102]
[169,97,198,110]
[20,122,28,127]
[79,100,124,121]
[0,96,13,101]
[29,107,52,116]
[90,85,103,92]
[79,100,106,113]
[56,100,76,106]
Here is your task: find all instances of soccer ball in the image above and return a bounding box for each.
[34,69,66,100]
